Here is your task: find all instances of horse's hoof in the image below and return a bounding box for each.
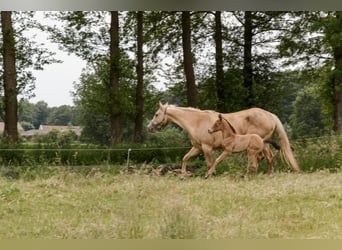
[180,173,188,180]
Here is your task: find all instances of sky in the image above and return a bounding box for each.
[31,50,86,107]
[31,51,86,107]
[25,12,87,107]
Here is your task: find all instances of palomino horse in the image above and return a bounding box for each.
[147,102,300,177]
[206,114,280,178]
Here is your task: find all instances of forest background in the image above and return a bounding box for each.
[1,11,342,173]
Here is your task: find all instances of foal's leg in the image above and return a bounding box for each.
[246,151,259,177]
[205,150,231,179]
[181,146,201,177]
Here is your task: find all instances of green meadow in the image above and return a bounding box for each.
[1,169,342,239]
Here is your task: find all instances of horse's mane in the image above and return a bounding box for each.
[168,104,216,114]
[222,117,237,134]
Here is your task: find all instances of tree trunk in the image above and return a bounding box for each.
[109,11,121,145]
[134,11,144,143]
[243,11,254,108]
[1,11,18,143]
[332,11,342,132]
[181,11,198,108]
[214,11,225,112]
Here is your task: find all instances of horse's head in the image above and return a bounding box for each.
[147,102,169,133]
[208,114,224,134]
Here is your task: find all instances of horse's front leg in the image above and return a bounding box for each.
[202,144,214,170]
[181,146,201,177]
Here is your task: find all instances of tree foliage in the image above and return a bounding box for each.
[73,53,136,144]
[4,11,342,145]
[18,100,78,131]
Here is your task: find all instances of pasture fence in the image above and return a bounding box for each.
[0,145,192,167]
[0,133,341,176]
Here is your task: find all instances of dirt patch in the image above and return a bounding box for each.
[153,164,195,176]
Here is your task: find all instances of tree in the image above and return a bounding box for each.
[1,12,59,141]
[243,11,253,107]
[46,105,77,125]
[142,12,202,107]
[73,50,136,144]
[19,100,79,129]
[18,100,37,129]
[278,11,342,132]
[35,101,49,128]
[46,11,110,62]
[134,11,144,143]
[181,11,198,107]
[47,11,125,144]
[326,11,342,131]
[108,11,121,145]
[290,87,327,138]
[1,11,18,142]
[214,11,225,112]
[73,63,112,144]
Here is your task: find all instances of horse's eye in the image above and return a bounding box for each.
[155,114,158,117]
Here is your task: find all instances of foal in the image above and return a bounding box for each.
[206,114,280,178]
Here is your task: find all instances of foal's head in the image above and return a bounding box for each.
[208,114,236,136]
[208,114,225,134]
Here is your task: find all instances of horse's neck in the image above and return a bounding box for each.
[166,107,203,133]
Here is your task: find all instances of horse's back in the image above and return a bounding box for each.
[222,107,276,139]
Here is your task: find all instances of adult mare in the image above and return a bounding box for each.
[147,102,300,177]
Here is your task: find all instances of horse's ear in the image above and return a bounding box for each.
[159,101,168,109]
[218,114,222,120]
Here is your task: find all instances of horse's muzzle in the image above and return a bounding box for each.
[147,123,156,133]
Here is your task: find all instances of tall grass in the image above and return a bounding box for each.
[0,134,342,238]
[1,169,342,239]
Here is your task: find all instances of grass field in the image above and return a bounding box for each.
[1,168,342,239]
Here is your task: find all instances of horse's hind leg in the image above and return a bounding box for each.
[263,145,274,175]
[181,146,201,177]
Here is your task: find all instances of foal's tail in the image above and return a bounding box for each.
[264,139,280,150]
[272,114,300,172]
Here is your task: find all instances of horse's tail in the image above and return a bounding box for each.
[272,114,300,172]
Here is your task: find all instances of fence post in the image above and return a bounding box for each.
[126,148,132,169]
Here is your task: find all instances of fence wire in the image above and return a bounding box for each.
[0,133,341,151]
[0,146,191,151]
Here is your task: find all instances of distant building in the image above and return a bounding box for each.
[21,125,82,137]
[38,125,82,136]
